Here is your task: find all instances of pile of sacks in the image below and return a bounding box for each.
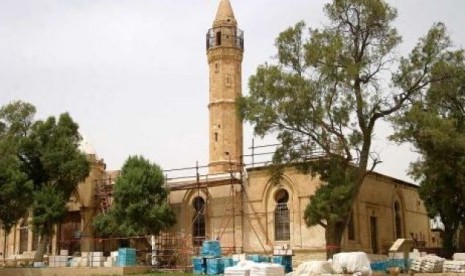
[443,260,465,273]
[410,255,445,273]
[288,252,371,276]
[443,253,465,273]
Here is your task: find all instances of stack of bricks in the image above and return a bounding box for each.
[273,244,292,256]
[104,251,118,267]
[88,251,106,267]
[49,250,69,267]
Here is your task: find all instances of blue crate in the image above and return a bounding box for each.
[388,259,409,271]
[371,260,389,272]
[247,254,261,262]
[117,248,137,267]
[192,257,205,273]
[206,258,224,275]
[272,255,292,273]
[201,240,222,258]
[222,257,234,268]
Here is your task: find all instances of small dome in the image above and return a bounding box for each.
[79,135,96,155]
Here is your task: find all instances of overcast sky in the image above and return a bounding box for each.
[1,0,464,182]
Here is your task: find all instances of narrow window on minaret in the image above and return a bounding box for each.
[215,132,218,142]
[216,32,221,46]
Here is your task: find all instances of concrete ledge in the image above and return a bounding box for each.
[0,266,151,276]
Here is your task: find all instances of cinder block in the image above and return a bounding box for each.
[60,249,69,256]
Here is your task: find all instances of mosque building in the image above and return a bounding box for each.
[0,0,438,266]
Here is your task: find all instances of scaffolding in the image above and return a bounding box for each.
[88,140,320,272]
[94,172,118,213]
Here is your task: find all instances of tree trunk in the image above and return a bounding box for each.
[33,233,50,262]
[458,226,465,252]
[325,221,345,260]
[441,224,457,251]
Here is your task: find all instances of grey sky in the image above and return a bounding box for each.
[1,0,464,182]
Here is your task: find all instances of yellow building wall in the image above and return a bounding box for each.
[168,165,434,258]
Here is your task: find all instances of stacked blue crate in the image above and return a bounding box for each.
[192,256,206,274]
[222,257,234,269]
[201,240,222,257]
[206,257,224,275]
[117,248,136,266]
[388,259,409,272]
[370,260,389,272]
[247,254,261,262]
[260,255,271,263]
[272,255,292,273]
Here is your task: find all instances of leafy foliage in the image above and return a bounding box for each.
[239,0,455,256]
[0,102,35,234]
[21,113,91,237]
[391,51,465,250]
[0,101,90,261]
[94,156,175,237]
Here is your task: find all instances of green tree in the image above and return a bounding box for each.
[21,113,90,261]
[391,51,465,251]
[0,101,35,261]
[94,155,175,237]
[239,0,453,257]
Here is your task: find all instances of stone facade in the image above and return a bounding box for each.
[168,165,435,256]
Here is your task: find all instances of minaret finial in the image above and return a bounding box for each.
[213,0,237,27]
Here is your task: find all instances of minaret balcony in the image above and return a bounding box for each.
[206,28,244,50]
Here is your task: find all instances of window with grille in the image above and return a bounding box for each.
[274,189,290,241]
[394,201,403,239]
[192,197,206,246]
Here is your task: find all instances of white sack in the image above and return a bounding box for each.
[332,252,372,275]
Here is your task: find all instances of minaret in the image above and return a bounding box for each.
[207,0,244,174]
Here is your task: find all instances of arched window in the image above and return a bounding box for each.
[274,189,290,241]
[394,201,403,239]
[192,197,206,246]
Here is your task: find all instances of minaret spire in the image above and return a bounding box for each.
[213,0,237,27]
[207,0,244,174]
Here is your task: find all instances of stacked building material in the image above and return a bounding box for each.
[49,249,70,267]
[272,256,292,273]
[443,260,465,273]
[201,240,222,257]
[250,262,285,276]
[90,251,106,267]
[193,240,225,274]
[193,256,206,274]
[410,255,444,273]
[48,255,68,267]
[453,253,465,261]
[224,265,251,276]
[104,251,118,267]
[206,258,224,275]
[70,257,83,267]
[273,244,292,256]
[272,244,293,273]
[117,248,136,266]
